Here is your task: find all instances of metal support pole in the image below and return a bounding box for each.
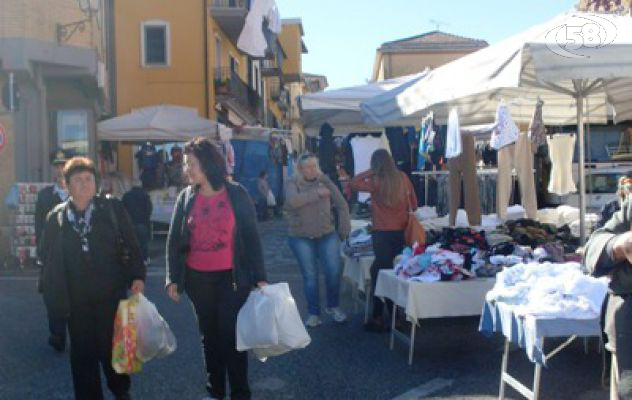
[499,339,510,400]
[575,80,587,246]
[8,72,15,111]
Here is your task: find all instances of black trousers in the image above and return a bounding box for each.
[370,230,405,319]
[68,299,130,400]
[606,293,632,399]
[186,269,251,400]
[47,307,68,342]
[133,223,150,261]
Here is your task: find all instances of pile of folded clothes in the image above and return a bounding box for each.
[342,226,374,258]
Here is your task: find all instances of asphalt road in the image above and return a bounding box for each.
[0,219,609,400]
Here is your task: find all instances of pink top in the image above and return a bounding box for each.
[186,190,235,272]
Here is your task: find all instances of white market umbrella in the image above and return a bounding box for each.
[300,70,428,136]
[98,105,218,142]
[362,11,632,244]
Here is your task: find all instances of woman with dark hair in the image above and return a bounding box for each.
[39,156,145,400]
[350,149,417,332]
[166,137,267,400]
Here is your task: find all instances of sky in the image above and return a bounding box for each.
[275,0,578,89]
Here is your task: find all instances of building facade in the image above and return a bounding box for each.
[371,31,488,81]
[0,0,109,236]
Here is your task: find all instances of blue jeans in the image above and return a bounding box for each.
[288,232,342,316]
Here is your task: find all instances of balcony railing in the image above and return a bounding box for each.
[211,0,248,8]
[214,67,263,123]
[209,0,250,42]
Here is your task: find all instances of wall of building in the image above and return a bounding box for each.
[381,51,477,79]
[0,0,102,49]
[278,24,302,77]
[114,0,206,174]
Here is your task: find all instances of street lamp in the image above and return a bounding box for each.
[56,0,100,43]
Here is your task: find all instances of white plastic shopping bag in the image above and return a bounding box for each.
[236,282,311,361]
[135,293,177,362]
[266,190,277,207]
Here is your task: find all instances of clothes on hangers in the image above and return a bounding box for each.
[497,131,538,220]
[529,99,546,152]
[237,0,282,57]
[490,103,519,150]
[547,134,577,196]
[445,108,462,159]
[318,123,337,181]
[418,113,436,170]
[448,133,482,226]
[385,127,411,173]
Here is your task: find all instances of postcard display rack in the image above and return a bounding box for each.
[9,183,48,267]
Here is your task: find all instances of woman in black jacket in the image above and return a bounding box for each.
[39,157,145,400]
[166,137,267,400]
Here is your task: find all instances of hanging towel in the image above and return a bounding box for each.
[237,0,282,57]
[529,99,546,152]
[351,135,389,203]
[547,134,577,196]
[445,108,462,159]
[490,103,519,150]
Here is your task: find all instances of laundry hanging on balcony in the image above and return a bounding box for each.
[237,0,282,57]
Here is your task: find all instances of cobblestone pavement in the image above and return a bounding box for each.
[0,218,609,399]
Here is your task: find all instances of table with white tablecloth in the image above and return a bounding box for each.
[479,300,601,400]
[375,269,495,365]
[341,254,374,322]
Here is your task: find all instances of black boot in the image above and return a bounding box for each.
[48,335,65,352]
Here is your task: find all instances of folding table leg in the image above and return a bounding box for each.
[408,321,417,366]
[352,285,359,313]
[364,283,371,324]
[499,339,510,400]
[533,338,544,400]
[584,337,589,355]
[390,303,397,350]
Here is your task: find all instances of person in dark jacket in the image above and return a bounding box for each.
[38,157,146,400]
[35,149,70,352]
[166,137,267,400]
[585,198,632,399]
[122,181,153,264]
[597,173,632,229]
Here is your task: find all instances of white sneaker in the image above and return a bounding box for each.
[325,307,347,323]
[305,315,322,328]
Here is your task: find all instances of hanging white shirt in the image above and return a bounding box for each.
[445,108,462,159]
[490,103,519,150]
[351,134,389,203]
[237,0,282,57]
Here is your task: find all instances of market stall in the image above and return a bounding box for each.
[376,269,495,365]
[360,11,632,244]
[97,105,225,230]
[480,261,608,400]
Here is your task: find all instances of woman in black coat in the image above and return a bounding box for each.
[39,157,145,400]
[166,137,267,400]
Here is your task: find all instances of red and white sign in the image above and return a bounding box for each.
[0,123,6,153]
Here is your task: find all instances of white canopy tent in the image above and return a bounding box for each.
[300,71,428,136]
[97,105,218,142]
[361,11,632,244]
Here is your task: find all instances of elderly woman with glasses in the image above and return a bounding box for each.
[39,157,145,400]
[285,153,351,327]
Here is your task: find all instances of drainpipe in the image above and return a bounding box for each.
[203,0,210,118]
